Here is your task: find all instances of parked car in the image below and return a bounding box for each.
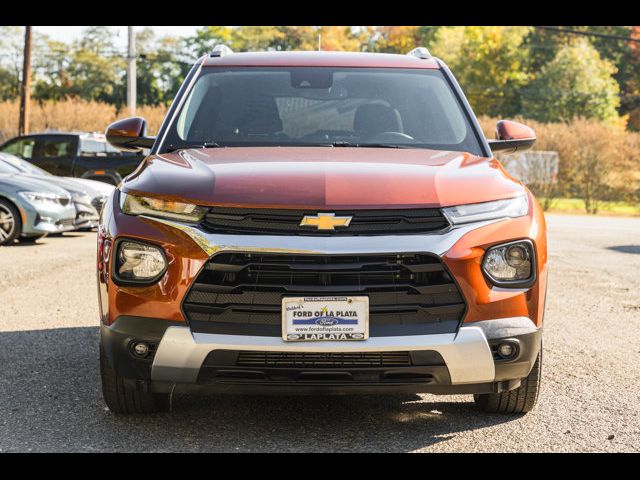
[97,47,547,415]
[0,163,76,245]
[0,153,114,229]
[0,131,145,185]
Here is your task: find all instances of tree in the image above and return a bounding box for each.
[186,26,235,57]
[0,26,24,100]
[65,26,125,104]
[521,39,620,123]
[429,26,532,117]
[32,35,73,101]
[371,26,428,53]
[623,26,640,130]
[134,28,191,106]
[316,26,363,51]
[189,26,366,55]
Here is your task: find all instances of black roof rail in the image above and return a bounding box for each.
[407,47,432,59]
[210,44,234,57]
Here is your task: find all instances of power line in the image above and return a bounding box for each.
[534,26,640,44]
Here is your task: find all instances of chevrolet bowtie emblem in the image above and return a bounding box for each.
[300,213,352,231]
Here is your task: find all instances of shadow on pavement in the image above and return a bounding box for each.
[3,233,91,247]
[607,245,640,255]
[0,326,520,452]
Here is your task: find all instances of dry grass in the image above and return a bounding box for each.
[0,99,168,142]
[479,116,640,209]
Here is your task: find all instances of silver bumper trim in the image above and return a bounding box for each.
[151,324,497,385]
[142,216,501,257]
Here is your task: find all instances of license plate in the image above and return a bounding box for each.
[282,296,369,342]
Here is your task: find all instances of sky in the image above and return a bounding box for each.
[34,26,203,46]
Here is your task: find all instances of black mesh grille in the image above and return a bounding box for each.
[235,351,412,368]
[183,252,466,337]
[202,207,449,236]
[56,218,75,227]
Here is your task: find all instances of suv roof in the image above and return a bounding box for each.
[202,50,441,69]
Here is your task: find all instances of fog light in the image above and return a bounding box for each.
[132,342,150,357]
[497,343,516,359]
[482,240,533,286]
[115,239,167,284]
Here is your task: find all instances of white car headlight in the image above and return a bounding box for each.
[442,195,529,225]
[482,240,535,286]
[120,192,207,223]
[71,192,92,205]
[19,191,70,206]
[115,239,167,283]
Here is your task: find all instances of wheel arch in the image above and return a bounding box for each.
[0,193,25,223]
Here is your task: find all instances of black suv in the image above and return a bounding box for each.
[0,131,145,185]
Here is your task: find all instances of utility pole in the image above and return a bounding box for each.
[127,26,136,116]
[18,26,32,136]
[318,33,322,51]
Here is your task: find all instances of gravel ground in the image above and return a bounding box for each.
[0,214,639,452]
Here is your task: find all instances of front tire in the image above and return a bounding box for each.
[100,338,170,414]
[474,346,542,414]
[0,199,21,246]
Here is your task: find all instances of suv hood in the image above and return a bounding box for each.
[121,147,525,209]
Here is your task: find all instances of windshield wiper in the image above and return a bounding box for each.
[327,141,411,149]
[165,141,223,152]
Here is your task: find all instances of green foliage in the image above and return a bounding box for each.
[134,29,191,106]
[429,26,532,117]
[371,26,429,53]
[0,26,24,101]
[521,39,620,123]
[186,26,235,57]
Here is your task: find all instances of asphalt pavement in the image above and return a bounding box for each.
[0,214,639,452]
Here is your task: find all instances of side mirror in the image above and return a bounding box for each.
[487,120,536,154]
[105,117,155,152]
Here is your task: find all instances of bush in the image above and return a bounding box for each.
[479,116,640,213]
[0,99,168,142]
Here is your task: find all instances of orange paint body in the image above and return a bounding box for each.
[98,153,547,330]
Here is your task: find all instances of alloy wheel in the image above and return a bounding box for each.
[0,204,15,242]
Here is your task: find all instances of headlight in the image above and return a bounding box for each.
[120,192,206,223]
[114,239,167,284]
[71,192,92,205]
[482,240,535,286]
[19,191,70,206]
[442,195,528,225]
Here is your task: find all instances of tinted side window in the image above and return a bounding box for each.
[2,138,36,159]
[41,138,74,158]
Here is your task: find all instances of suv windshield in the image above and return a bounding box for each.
[162,67,482,155]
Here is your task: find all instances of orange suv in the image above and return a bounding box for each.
[98,46,546,414]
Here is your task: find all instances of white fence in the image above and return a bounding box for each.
[499,151,559,186]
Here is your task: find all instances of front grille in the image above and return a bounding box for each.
[56,218,75,227]
[183,252,466,337]
[235,351,411,368]
[202,207,449,236]
[91,196,106,213]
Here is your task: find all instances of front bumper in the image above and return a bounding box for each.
[101,315,541,394]
[20,201,77,235]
